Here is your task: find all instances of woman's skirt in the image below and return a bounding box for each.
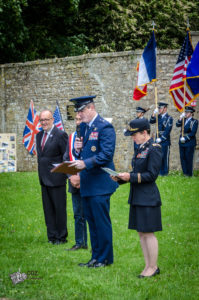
[128,205,162,232]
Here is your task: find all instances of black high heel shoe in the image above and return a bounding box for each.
[137,267,160,278]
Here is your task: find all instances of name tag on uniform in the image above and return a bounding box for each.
[89,132,98,140]
[137,148,149,158]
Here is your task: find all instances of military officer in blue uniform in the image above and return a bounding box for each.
[134,107,148,152]
[176,106,198,176]
[69,95,118,268]
[149,102,173,175]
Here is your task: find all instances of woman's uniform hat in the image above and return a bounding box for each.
[69,95,96,112]
[185,106,195,113]
[124,118,150,136]
[136,107,146,113]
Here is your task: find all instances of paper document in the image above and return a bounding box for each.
[101,167,120,177]
[53,161,72,167]
[51,161,79,175]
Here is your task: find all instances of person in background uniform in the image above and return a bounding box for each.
[176,106,198,176]
[64,115,87,251]
[111,118,162,278]
[36,110,68,244]
[136,107,147,119]
[150,102,173,176]
[69,95,118,268]
[134,107,148,152]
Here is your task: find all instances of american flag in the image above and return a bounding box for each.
[53,103,64,131]
[22,100,42,155]
[169,30,194,112]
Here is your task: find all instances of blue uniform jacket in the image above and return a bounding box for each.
[74,115,118,197]
[176,117,198,147]
[128,138,162,206]
[150,113,173,146]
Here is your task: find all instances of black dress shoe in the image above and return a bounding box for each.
[48,240,55,245]
[54,240,67,245]
[78,259,97,267]
[92,262,107,268]
[65,244,88,251]
[137,268,160,278]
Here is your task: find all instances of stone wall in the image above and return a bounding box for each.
[0,48,199,172]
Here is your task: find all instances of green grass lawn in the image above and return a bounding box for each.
[0,171,199,300]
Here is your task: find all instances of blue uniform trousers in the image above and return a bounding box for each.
[179,146,195,176]
[159,144,170,176]
[72,192,87,247]
[82,194,113,264]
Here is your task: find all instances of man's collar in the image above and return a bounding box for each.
[185,117,192,122]
[88,113,98,127]
[44,124,54,134]
[161,112,167,118]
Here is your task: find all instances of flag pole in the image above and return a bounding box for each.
[56,100,65,131]
[182,80,186,137]
[154,82,159,138]
[182,18,190,137]
[152,20,159,138]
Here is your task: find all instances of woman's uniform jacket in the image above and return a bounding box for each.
[127,138,162,207]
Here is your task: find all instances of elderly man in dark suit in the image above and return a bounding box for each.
[69,95,118,268]
[36,109,68,244]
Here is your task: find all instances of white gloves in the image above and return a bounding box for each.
[156,138,162,143]
[180,112,185,120]
[153,108,159,115]
[180,137,185,143]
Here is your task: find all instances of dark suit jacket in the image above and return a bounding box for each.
[74,114,118,197]
[128,138,162,206]
[36,126,68,187]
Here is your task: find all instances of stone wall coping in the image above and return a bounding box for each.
[190,31,199,36]
[0,49,180,69]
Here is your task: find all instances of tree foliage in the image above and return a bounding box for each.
[0,0,199,64]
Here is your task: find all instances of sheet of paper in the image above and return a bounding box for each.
[101,167,120,176]
[53,161,72,167]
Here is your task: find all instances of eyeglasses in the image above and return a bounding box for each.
[40,118,52,123]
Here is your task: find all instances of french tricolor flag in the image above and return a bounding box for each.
[133,31,157,100]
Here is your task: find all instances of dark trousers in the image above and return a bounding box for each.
[82,194,113,264]
[41,185,67,242]
[180,146,195,176]
[72,192,87,246]
[160,144,170,176]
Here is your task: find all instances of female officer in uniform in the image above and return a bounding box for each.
[112,118,162,278]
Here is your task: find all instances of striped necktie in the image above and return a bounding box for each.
[41,132,47,151]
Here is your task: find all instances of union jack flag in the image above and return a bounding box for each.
[22,100,42,155]
[53,103,64,131]
[169,30,194,111]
